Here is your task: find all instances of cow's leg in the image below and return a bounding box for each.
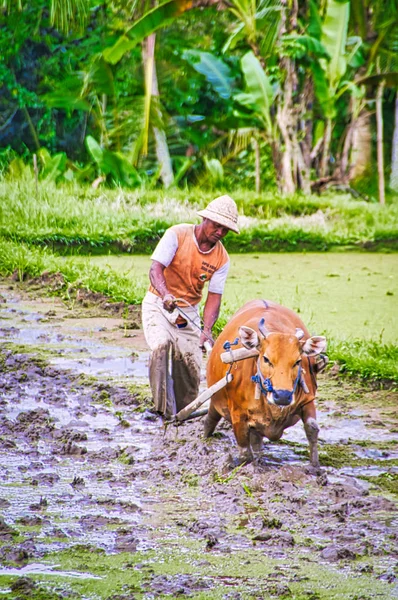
[203,402,222,438]
[302,402,320,467]
[232,420,253,464]
[249,428,263,455]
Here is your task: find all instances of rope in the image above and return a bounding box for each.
[172,297,214,344]
[252,357,302,400]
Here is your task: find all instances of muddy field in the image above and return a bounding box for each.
[0,282,397,600]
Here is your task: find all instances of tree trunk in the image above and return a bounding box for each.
[320,118,332,178]
[376,80,386,205]
[293,134,311,194]
[350,110,372,180]
[252,135,261,194]
[277,107,295,195]
[390,92,398,193]
[341,121,354,181]
[276,59,295,195]
[142,34,174,188]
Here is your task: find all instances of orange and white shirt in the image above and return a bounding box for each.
[149,224,230,306]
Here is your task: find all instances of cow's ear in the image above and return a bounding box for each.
[302,336,327,356]
[239,326,260,349]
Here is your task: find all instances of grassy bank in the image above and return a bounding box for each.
[0,238,146,304]
[1,179,398,252]
[1,238,397,385]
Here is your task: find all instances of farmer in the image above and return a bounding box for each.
[141,195,240,419]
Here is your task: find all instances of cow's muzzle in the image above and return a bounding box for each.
[272,389,293,407]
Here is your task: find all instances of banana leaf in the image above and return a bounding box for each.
[86,136,104,169]
[104,0,194,64]
[321,0,350,90]
[85,136,141,187]
[308,0,322,40]
[39,153,67,182]
[310,62,336,119]
[282,35,330,60]
[204,157,224,184]
[103,36,136,66]
[256,0,283,58]
[182,51,234,99]
[222,22,246,54]
[234,51,275,133]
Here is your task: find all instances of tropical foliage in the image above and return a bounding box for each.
[1,0,397,198]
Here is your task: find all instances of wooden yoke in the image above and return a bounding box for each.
[220,347,259,364]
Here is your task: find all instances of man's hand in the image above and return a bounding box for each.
[200,330,214,354]
[163,293,177,313]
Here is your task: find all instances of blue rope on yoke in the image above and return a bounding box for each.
[223,337,239,351]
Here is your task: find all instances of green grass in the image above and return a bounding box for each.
[1,178,398,252]
[328,339,398,384]
[0,238,146,304]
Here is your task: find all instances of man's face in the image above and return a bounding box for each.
[203,219,230,243]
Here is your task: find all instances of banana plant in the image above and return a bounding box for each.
[183,48,276,191]
[184,49,276,137]
[85,135,141,187]
[222,0,283,59]
[311,0,351,176]
[103,0,195,65]
[182,50,235,99]
[104,0,283,66]
[234,51,276,137]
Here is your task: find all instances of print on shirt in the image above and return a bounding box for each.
[201,260,217,275]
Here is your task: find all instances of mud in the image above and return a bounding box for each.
[0,284,397,599]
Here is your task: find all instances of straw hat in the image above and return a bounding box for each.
[197,195,240,234]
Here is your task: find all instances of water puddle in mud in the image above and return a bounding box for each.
[51,354,149,380]
[0,563,102,579]
[0,312,150,382]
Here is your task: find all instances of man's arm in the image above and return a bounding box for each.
[149,260,176,312]
[200,292,222,349]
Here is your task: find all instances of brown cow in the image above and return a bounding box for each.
[204,300,327,466]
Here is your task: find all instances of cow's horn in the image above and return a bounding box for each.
[258,317,270,338]
[295,328,305,340]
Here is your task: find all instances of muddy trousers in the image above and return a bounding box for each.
[141,293,202,418]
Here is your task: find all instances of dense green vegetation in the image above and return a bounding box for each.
[1,0,398,200]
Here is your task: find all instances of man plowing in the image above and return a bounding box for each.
[141,195,240,419]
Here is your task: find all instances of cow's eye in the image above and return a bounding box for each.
[263,356,273,366]
[294,359,302,367]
